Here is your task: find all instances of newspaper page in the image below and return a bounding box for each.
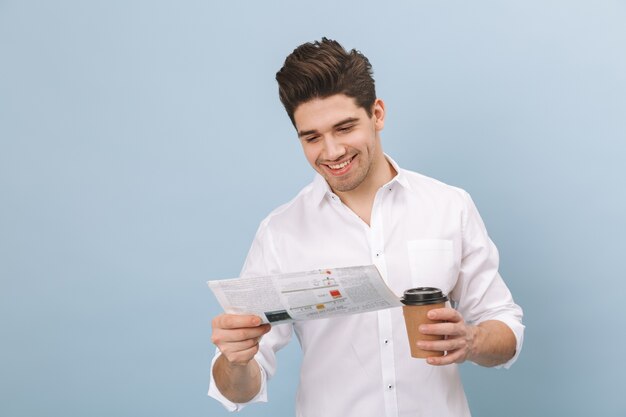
[208,265,402,324]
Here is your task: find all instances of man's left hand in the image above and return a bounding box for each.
[416,307,478,366]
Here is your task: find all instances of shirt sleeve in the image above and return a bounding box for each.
[208,221,294,410]
[450,190,525,369]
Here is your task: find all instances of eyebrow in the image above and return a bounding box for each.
[297,117,360,138]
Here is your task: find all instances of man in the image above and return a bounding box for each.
[209,38,524,417]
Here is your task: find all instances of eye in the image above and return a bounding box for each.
[304,135,320,144]
[337,125,354,133]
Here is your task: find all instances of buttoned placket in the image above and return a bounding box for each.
[328,185,399,417]
[371,184,399,417]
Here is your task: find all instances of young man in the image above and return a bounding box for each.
[209,38,524,417]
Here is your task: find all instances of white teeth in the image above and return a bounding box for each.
[329,159,351,170]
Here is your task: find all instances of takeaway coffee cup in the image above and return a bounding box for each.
[401,287,448,358]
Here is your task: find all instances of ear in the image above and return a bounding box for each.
[372,98,385,131]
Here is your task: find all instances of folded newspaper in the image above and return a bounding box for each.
[208,265,403,324]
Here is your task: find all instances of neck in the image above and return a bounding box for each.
[334,155,396,225]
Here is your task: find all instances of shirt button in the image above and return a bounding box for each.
[387,384,393,390]
[384,339,389,345]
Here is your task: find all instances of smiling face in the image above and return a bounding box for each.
[294,94,389,195]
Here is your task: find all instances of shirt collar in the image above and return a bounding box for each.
[310,153,411,205]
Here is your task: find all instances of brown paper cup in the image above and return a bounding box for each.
[402,303,446,358]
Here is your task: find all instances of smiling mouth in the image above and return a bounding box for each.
[325,155,355,172]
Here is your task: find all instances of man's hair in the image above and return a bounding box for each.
[276,37,376,126]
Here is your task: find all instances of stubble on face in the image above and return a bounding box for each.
[295,94,386,196]
[317,147,375,193]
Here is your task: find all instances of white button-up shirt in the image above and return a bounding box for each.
[209,157,524,417]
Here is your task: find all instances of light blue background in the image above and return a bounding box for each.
[1,1,625,416]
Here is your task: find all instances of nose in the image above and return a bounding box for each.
[322,136,346,162]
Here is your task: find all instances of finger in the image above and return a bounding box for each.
[418,337,465,353]
[220,337,262,356]
[426,349,464,366]
[426,308,462,322]
[212,323,271,345]
[213,314,264,330]
[223,344,261,366]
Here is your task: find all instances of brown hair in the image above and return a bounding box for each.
[276,37,376,126]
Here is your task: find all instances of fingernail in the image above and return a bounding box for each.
[427,311,436,319]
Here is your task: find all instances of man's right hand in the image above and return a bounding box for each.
[211,314,271,403]
[211,314,271,366]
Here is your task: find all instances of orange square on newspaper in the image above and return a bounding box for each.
[330,290,341,298]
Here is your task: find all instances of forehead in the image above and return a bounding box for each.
[293,94,367,132]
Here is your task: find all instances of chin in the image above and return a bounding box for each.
[329,179,359,193]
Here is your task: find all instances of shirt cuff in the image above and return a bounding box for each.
[486,318,525,369]
[207,350,268,411]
